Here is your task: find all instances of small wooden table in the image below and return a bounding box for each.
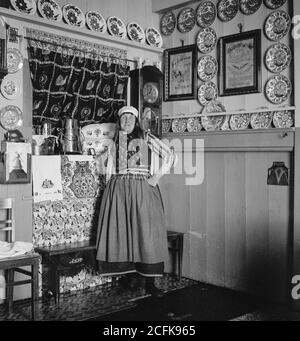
[0,253,41,320]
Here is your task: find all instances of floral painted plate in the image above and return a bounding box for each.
[273,110,294,128]
[162,119,172,133]
[127,22,145,44]
[201,100,226,131]
[107,16,127,39]
[171,118,187,133]
[197,27,217,54]
[145,27,163,48]
[201,115,225,132]
[265,43,291,73]
[86,11,107,33]
[0,105,23,131]
[229,114,250,130]
[0,77,19,100]
[10,0,36,15]
[264,0,287,9]
[37,0,62,22]
[196,1,216,28]
[221,115,231,131]
[198,81,218,106]
[240,0,262,15]
[187,117,202,133]
[198,55,218,82]
[160,11,176,36]
[7,48,23,74]
[265,75,292,104]
[62,4,85,28]
[177,7,196,33]
[250,112,273,129]
[217,0,239,22]
[264,10,291,41]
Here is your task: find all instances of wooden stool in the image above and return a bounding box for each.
[167,231,184,281]
[0,253,40,320]
[35,241,96,304]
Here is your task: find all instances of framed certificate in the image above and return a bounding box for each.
[164,44,197,101]
[218,29,261,96]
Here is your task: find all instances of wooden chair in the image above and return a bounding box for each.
[0,198,40,320]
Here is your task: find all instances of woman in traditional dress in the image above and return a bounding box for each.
[95,106,176,297]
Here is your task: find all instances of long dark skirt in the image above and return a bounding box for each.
[96,174,168,277]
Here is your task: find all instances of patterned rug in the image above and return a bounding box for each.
[0,275,196,321]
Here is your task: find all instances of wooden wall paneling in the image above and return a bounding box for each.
[267,152,291,303]
[292,129,300,310]
[189,155,207,283]
[224,152,247,292]
[245,152,270,298]
[205,152,225,287]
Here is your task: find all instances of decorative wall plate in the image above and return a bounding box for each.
[201,100,226,131]
[162,119,172,133]
[198,81,218,106]
[107,16,127,39]
[160,11,176,36]
[265,43,291,73]
[7,48,23,74]
[273,110,294,128]
[250,112,273,129]
[37,0,62,22]
[0,77,19,100]
[217,0,239,22]
[187,117,202,133]
[86,11,107,33]
[171,118,187,133]
[221,115,231,131]
[0,105,23,131]
[265,75,292,104]
[201,115,225,132]
[145,27,163,48]
[264,10,291,41]
[229,114,250,130]
[10,0,36,15]
[177,7,196,33]
[127,22,145,43]
[197,27,217,54]
[240,0,262,15]
[198,56,218,82]
[264,0,287,9]
[196,1,216,28]
[62,4,85,28]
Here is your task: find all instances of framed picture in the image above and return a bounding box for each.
[0,142,31,184]
[218,29,261,97]
[164,44,197,101]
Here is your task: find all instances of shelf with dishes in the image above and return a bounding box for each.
[0,6,164,54]
[162,106,296,134]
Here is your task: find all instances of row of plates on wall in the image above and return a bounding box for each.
[7,0,163,48]
[162,109,294,133]
[160,0,288,35]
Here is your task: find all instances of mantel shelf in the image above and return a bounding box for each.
[0,8,164,54]
[162,106,296,120]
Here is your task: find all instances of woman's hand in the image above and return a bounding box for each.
[147,176,158,187]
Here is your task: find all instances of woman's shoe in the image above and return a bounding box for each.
[145,278,164,298]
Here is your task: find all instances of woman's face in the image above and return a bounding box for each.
[120,113,136,134]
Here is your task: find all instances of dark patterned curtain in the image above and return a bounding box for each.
[28,46,130,128]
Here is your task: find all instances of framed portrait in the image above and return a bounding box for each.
[218,29,261,97]
[164,44,197,101]
[0,142,31,184]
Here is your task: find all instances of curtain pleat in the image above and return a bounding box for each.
[28,46,130,128]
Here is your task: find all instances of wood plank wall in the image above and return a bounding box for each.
[160,133,292,303]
